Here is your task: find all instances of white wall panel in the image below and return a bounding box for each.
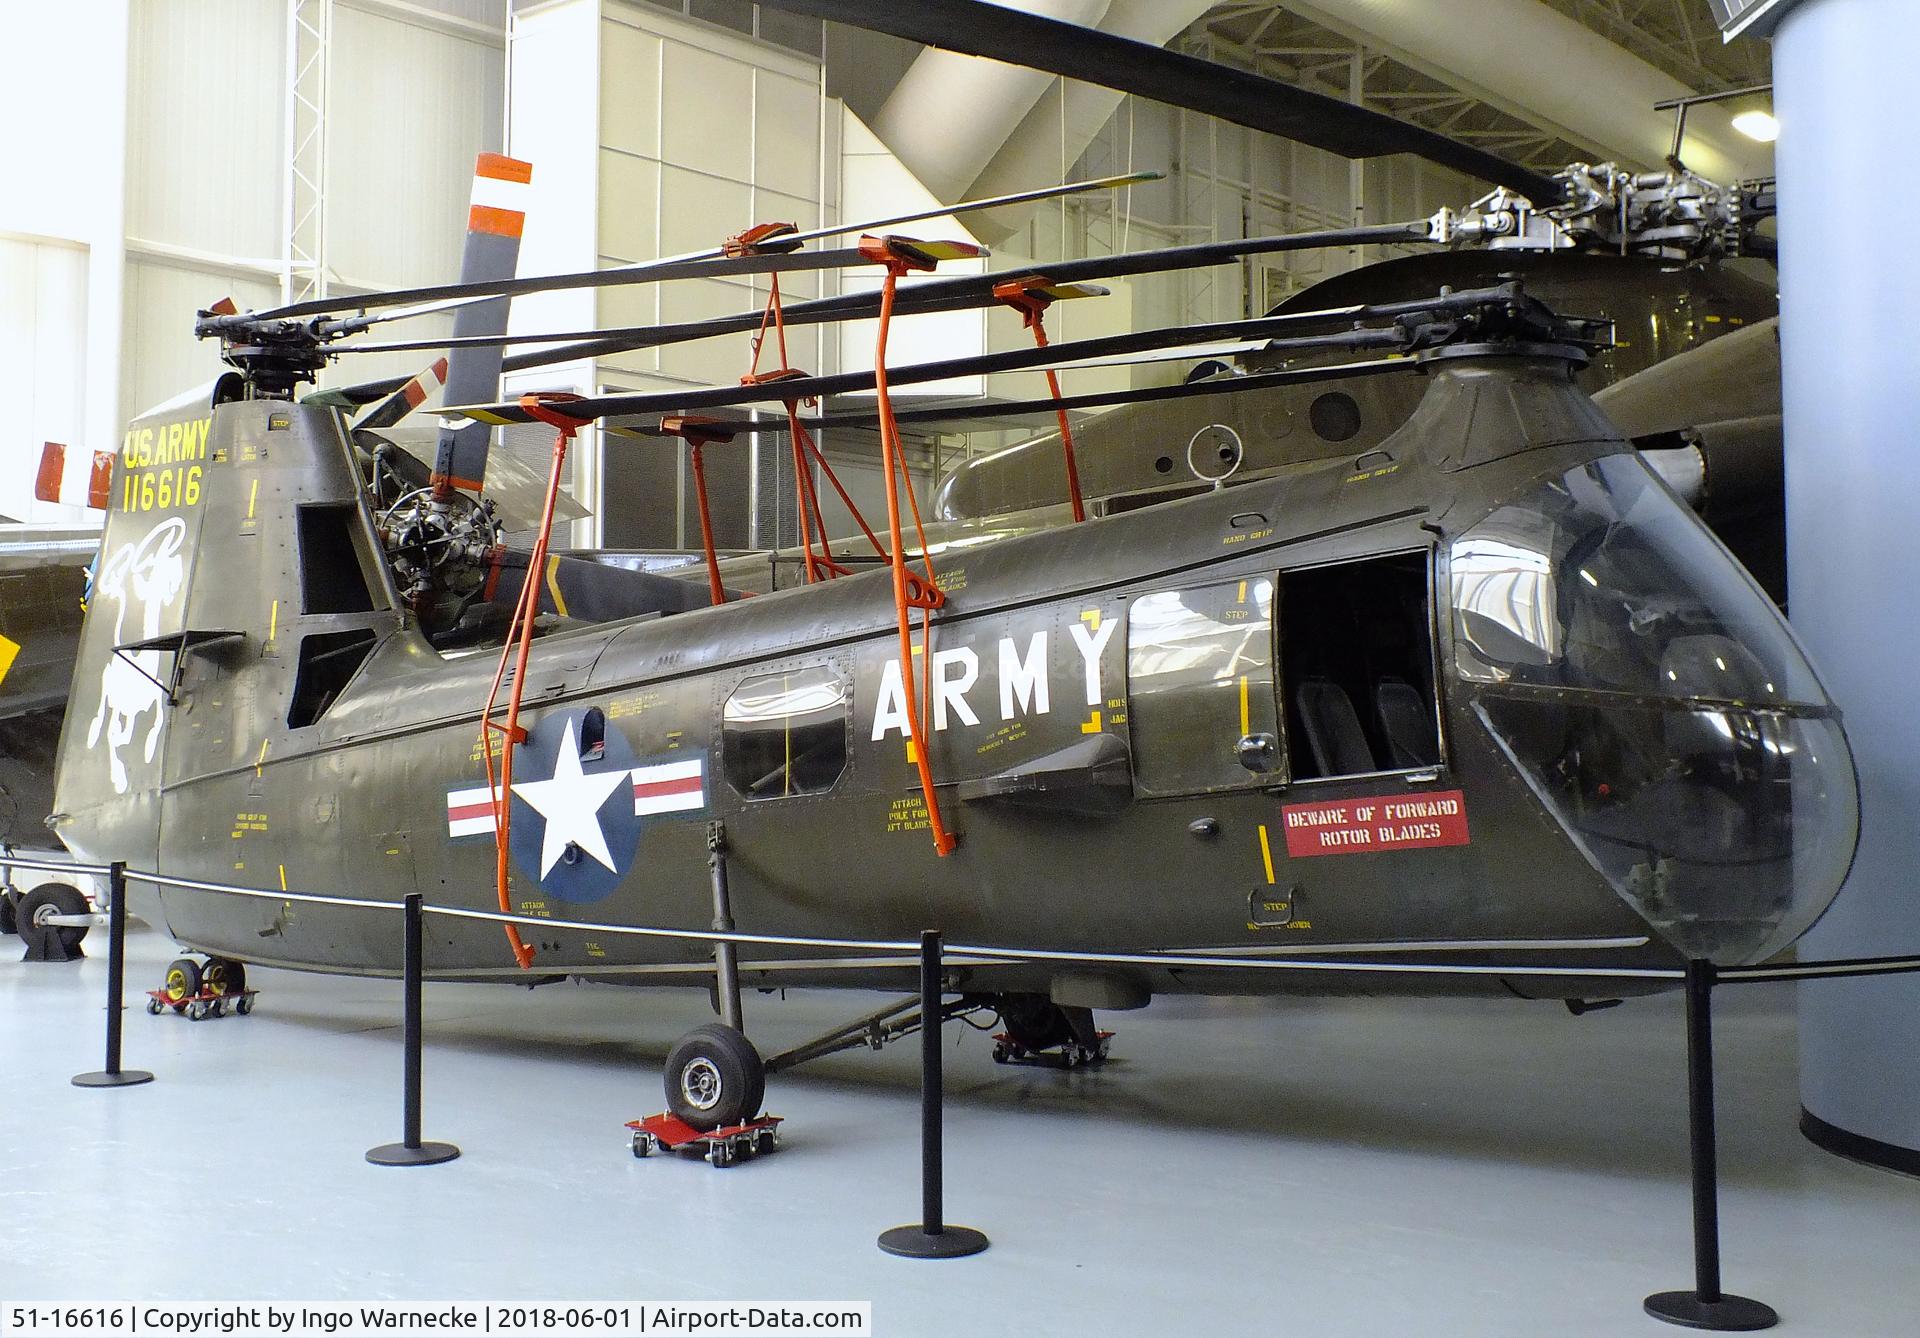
[598,151,661,262]
[599,22,662,158]
[753,70,820,201]
[118,259,277,428]
[125,0,283,261]
[328,4,505,288]
[660,43,754,180]
[0,240,89,525]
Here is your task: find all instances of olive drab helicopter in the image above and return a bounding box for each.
[48,20,1853,1136]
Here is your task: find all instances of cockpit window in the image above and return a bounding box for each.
[1451,454,1823,706]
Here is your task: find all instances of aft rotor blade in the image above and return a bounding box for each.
[235,239,986,326]
[762,0,1558,199]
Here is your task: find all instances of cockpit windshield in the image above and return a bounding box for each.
[1452,453,1821,705]
[1451,454,1858,965]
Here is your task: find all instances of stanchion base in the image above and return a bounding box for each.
[1644,1291,1778,1331]
[71,1069,154,1088]
[365,1141,461,1167]
[877,1225,989,1259]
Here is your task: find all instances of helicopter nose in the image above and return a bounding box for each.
[1449,451,1859,965]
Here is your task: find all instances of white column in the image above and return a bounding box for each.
[1774,0,1920,1170]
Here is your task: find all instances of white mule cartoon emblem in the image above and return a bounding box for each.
[87,518,187,794]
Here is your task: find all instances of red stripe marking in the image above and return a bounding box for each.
[87,450,114,510]
[447,801,499,824]
[632,777,702,800]
[431,356,449,380]
[475,152,533,184]
[468,204,525,239]
[34,442,65,504]
[403,380,428,408]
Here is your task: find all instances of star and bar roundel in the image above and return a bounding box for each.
[445,709,706,903]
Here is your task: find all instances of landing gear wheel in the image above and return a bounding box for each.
[664,1023,765,1132]
[997,993,1075,1052]
[164,958,202,1004]
[202,958,246,997]
[18,884,89,951]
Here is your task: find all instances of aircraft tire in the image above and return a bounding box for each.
[18,883,88,951]
[996,993,1074,1052]
[664,1023,765,1132]
[164,957,202,1003]
[203,958,246,997]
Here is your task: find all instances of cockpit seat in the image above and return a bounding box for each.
[1296,678,1377,777]
[1375,678,1439,768]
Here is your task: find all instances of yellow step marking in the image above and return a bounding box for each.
[1239,674,1251,736]
[0,635,19,689]
[1079,609,1101,632]
[1257,824,1276,885]
[1080,709,1103,734]
[267,598,279,646]
[246,477,259,520]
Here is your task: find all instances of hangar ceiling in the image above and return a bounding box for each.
[1172,1,1769,177]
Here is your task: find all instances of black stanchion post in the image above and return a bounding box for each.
[878,929,987,1259]
[1645,959,1776,1331]
[73,862,154,1089]
[367,893,460,1166]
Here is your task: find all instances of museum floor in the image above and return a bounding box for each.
[4,925,1916,1337]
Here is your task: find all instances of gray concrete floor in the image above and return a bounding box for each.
[3,926,1917,1337]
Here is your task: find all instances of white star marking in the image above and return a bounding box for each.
[511,718,631,878]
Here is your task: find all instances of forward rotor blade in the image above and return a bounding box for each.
[437,286,1512,429]
[762,0,1558,199]
[333,219,1430,368]
[582,355,1414,443]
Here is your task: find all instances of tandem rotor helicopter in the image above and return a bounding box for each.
[42,9,1855,1134]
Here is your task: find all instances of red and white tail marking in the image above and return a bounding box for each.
[34,442,115,510]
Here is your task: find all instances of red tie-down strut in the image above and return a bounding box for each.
[729,222,889,584]
[477,392,589,969]
[859,233,988,858]
[993,276,1088,523]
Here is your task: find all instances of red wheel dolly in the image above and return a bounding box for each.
[990,1029,1112,1068]
[626,1113,783,1168]
[145,987,258,1021]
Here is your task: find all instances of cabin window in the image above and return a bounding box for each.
[296,503,377,614]
[1279,551,1440,781]
[286,628,377,728]
[722,665,849,800]
[1127,578,1281,796]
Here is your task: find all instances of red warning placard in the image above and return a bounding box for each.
[1281,789,1470,858]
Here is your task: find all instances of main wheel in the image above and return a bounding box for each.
[202,958,247,997]
[996,993,1075,1053]
[164,957,202,1004]
[663,1023,765,1132]
[18,883,89,951]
